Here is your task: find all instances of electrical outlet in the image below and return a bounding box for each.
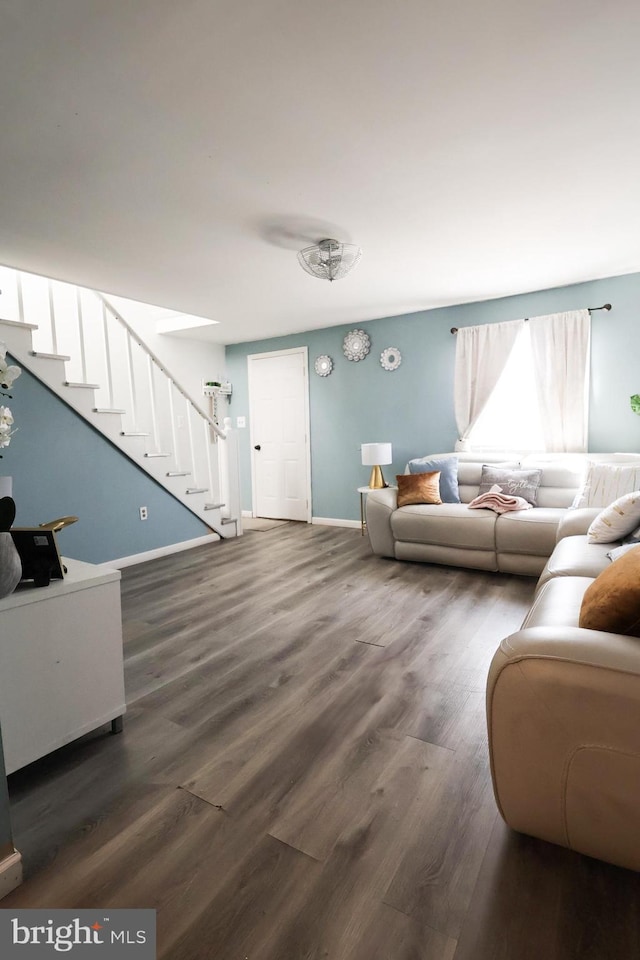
[139,506,148,521]
[236,416,246,428]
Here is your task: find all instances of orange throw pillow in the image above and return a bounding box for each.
[396,471,442,507]
[579,547,640,637]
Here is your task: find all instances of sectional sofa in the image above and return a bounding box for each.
[488,505,640,872]
[366,451,640,871]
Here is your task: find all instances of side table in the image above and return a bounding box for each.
[358,485,397,535]
[357,486,372,535]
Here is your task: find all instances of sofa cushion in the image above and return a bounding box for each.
[555,507,602,541]
[396,472,442,506]
[587,491,640,543]
[495,507,566,558]
[521,460,585,508]
[579,549,640,637]
[390,502,496,550]
[522,577,593,629]
[536,535,612,592]
[408,456,460,503]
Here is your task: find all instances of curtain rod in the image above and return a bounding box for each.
[449,303,611,335]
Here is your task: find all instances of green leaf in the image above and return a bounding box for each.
[631,395,640,415]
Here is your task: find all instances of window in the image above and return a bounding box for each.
[454,310,590,453]
[469,325,545,451]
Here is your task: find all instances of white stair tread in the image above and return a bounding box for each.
[30,350,72,361]
[0,318,38,330]
[204,502,225,510]
[144,452,171,458]
[93,408,126,414]
[120,431,150,437]
[65,381,100,389]
[166,471,191,477]
[186,487,208,494]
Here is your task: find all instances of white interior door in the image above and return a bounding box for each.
[248,348,311,521]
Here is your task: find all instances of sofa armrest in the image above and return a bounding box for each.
[555,507,601,541]
[365,487,397,558]
[487,625,640,871]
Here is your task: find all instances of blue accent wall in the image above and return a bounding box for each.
[3,368,210,563]
[226,271,640,522]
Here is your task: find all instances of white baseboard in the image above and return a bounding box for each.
[311,517,361,529]
[240,512,359,530]
[101,533,221,570]
[0,850,22,900]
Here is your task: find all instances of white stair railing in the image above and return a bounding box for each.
[0,265,241,539]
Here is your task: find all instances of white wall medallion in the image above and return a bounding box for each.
[314,355,333,377]
[343,329,371,362]
[380,347,402,371]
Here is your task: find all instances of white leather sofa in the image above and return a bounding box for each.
[366,451,592,577]
[366,448,640,869]
[487,507,640,872]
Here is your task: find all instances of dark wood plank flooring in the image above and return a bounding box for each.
[4,523,640,959]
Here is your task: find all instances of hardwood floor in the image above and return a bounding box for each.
[4,524,640,958]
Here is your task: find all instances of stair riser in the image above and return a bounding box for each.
[0,319,38,348]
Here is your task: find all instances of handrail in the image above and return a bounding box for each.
[96,292,226,440]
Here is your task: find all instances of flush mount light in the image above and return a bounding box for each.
[297,239,362,282]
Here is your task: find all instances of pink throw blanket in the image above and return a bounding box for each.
[468,483,532,514]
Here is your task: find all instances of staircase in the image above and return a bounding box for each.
[0,267,241,540]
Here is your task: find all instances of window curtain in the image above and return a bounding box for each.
[454,319,525,449]
[528,309,590,452]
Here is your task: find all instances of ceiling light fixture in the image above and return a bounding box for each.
[297,238,362,282]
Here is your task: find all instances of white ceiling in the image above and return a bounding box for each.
[1,0,640,344]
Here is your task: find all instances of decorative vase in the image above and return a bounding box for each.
[0,532,21,599]
[0,477,12,498]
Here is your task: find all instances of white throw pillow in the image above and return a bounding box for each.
[573,462,640,509]
[587,490,640,543]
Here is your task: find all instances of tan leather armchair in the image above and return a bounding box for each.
[487,625,640,872]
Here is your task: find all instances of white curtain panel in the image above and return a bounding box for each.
[529,309,590,452]
[454,319,524,447]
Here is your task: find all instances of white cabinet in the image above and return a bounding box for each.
[0,558,126,774]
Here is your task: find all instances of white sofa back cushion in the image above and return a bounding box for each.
[418,452,585,507]
[521,458,585,509]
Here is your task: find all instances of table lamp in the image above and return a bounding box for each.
[361,442,392,489]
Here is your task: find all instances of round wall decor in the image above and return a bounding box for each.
[314,355,333,377]
[380,347,402,371]
[343,329,371,362]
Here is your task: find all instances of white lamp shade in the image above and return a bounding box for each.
[361,442,392,466]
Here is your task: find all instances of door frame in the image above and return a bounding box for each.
[247,346,312,522]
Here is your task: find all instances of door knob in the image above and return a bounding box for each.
[254,444,261,451]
